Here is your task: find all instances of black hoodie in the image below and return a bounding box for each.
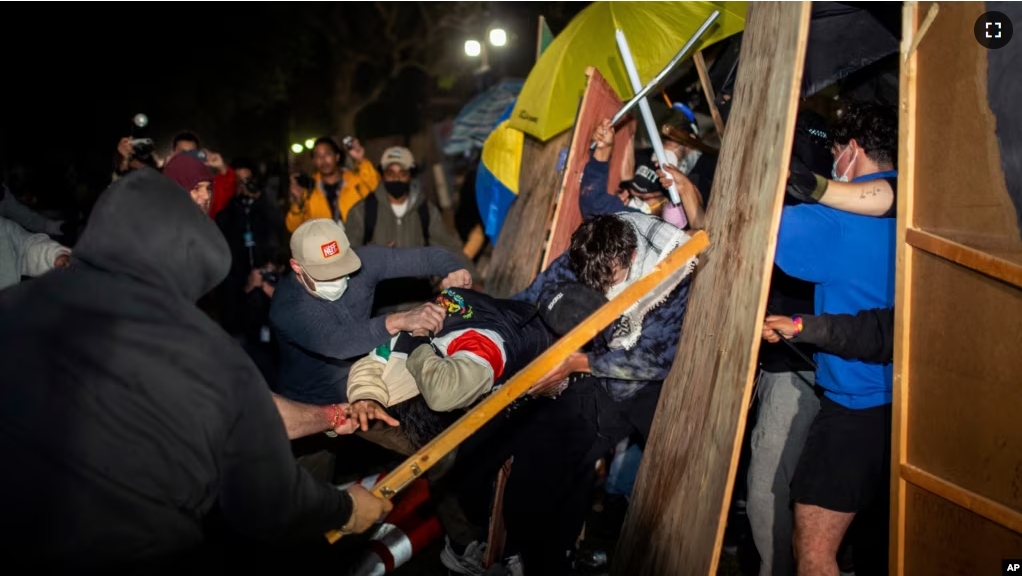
[0,169,350,570]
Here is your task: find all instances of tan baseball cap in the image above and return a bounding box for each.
[380,146,415,171]
[290,219,361,281]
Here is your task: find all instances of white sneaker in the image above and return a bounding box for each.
[441,537,487,576]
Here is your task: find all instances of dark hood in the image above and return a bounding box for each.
[74,168,230,302]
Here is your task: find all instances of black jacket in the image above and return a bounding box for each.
[0,170,349,570]
[433,288,554,386]
[794,307,895,364]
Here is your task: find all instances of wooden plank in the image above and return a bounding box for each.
[485,131,572,298]
[902,463,1022,535]
[611,4,811,575]
[693,50,725,138]
[662,124,719,156]
[903,482,1022,576]
[891,4,920,574]
[540,67,637,271]
[325,231,710,543]
[906,227,1022,289]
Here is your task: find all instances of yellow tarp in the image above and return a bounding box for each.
[510,1,748,142]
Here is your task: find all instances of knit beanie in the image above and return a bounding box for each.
[163,153,213,192]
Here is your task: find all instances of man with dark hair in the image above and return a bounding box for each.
[774,101,897,576]
[442,213,699,574]
[285,136,380,232]
[172,131,201,153]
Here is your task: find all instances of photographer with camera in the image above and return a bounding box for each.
[215,160,284,355]
[285,136,379,233]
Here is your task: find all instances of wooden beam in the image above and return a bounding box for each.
[325,231,710,544]
[906,228,1022,289]
[901,463,1022,536]
[891,4,920,575]
[612,4,811,575]
[693,50,726,139]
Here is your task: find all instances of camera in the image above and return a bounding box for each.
[242,177,261,194]
[294,173,315,191]
[260,268,279,286]
[129,113,156,165]
[342,136,355,151]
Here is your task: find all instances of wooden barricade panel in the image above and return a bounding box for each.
[486,130,572,298]
[893,3,1022,574]
[612,3,811,575]
[540,68,637,271]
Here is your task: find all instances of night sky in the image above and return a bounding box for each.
[1,2,585,214]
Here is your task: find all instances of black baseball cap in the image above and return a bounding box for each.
[622,159,665,196]
[538,282,608,336]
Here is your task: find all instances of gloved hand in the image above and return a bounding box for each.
[786,156,829,204]
[393,332,432,355]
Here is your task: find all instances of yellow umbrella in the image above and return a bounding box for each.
[510,1,748,142]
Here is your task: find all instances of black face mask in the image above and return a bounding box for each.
[384,181,410,199]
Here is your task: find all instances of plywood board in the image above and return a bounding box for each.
[903,483,1022,576]
[611,4,811,575]
[906,252,1022,512]
[912,2,1022,252]
[893,3,1022,574]
[540,68,637,271]
[485,131,571,298]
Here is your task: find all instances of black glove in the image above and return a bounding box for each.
[393,332,432,355]
[786,156,828,204]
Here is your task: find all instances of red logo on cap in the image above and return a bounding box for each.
[321,241,340,258]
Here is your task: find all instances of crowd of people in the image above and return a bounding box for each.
[0,92,898,576]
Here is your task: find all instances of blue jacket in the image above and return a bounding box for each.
[270,245,464,404]
[578,153,641,220]
[514,253,690,401]
[775,172,897,409]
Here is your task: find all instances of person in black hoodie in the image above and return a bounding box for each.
[0,169,390,572]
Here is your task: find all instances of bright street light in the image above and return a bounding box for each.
[304,138,315,149]
[465,39,482,57]
[489,28,507,47]
[291,143,304,154]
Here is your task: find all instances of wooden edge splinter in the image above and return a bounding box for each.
[325,230,711,544]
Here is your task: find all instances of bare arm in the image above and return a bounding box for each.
[818,178,894,217]
[271,393,344,439]
[786,157,895,217]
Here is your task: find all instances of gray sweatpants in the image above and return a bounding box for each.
[747,370,819,576]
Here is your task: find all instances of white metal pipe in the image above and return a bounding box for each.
[615,29,681,205]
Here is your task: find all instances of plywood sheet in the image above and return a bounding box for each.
[541,68,636,270]
[903,483,1022,576]
[906,251,1022,513]
[611,4,811,575]
[912,2,1022,247]
[485,131,571,298]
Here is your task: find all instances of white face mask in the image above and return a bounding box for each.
[308,275,349,301]
[627,197,653,214]
[831,146,857,182]
[315,276,349,301]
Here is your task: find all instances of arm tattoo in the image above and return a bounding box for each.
[860,184,881,200]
